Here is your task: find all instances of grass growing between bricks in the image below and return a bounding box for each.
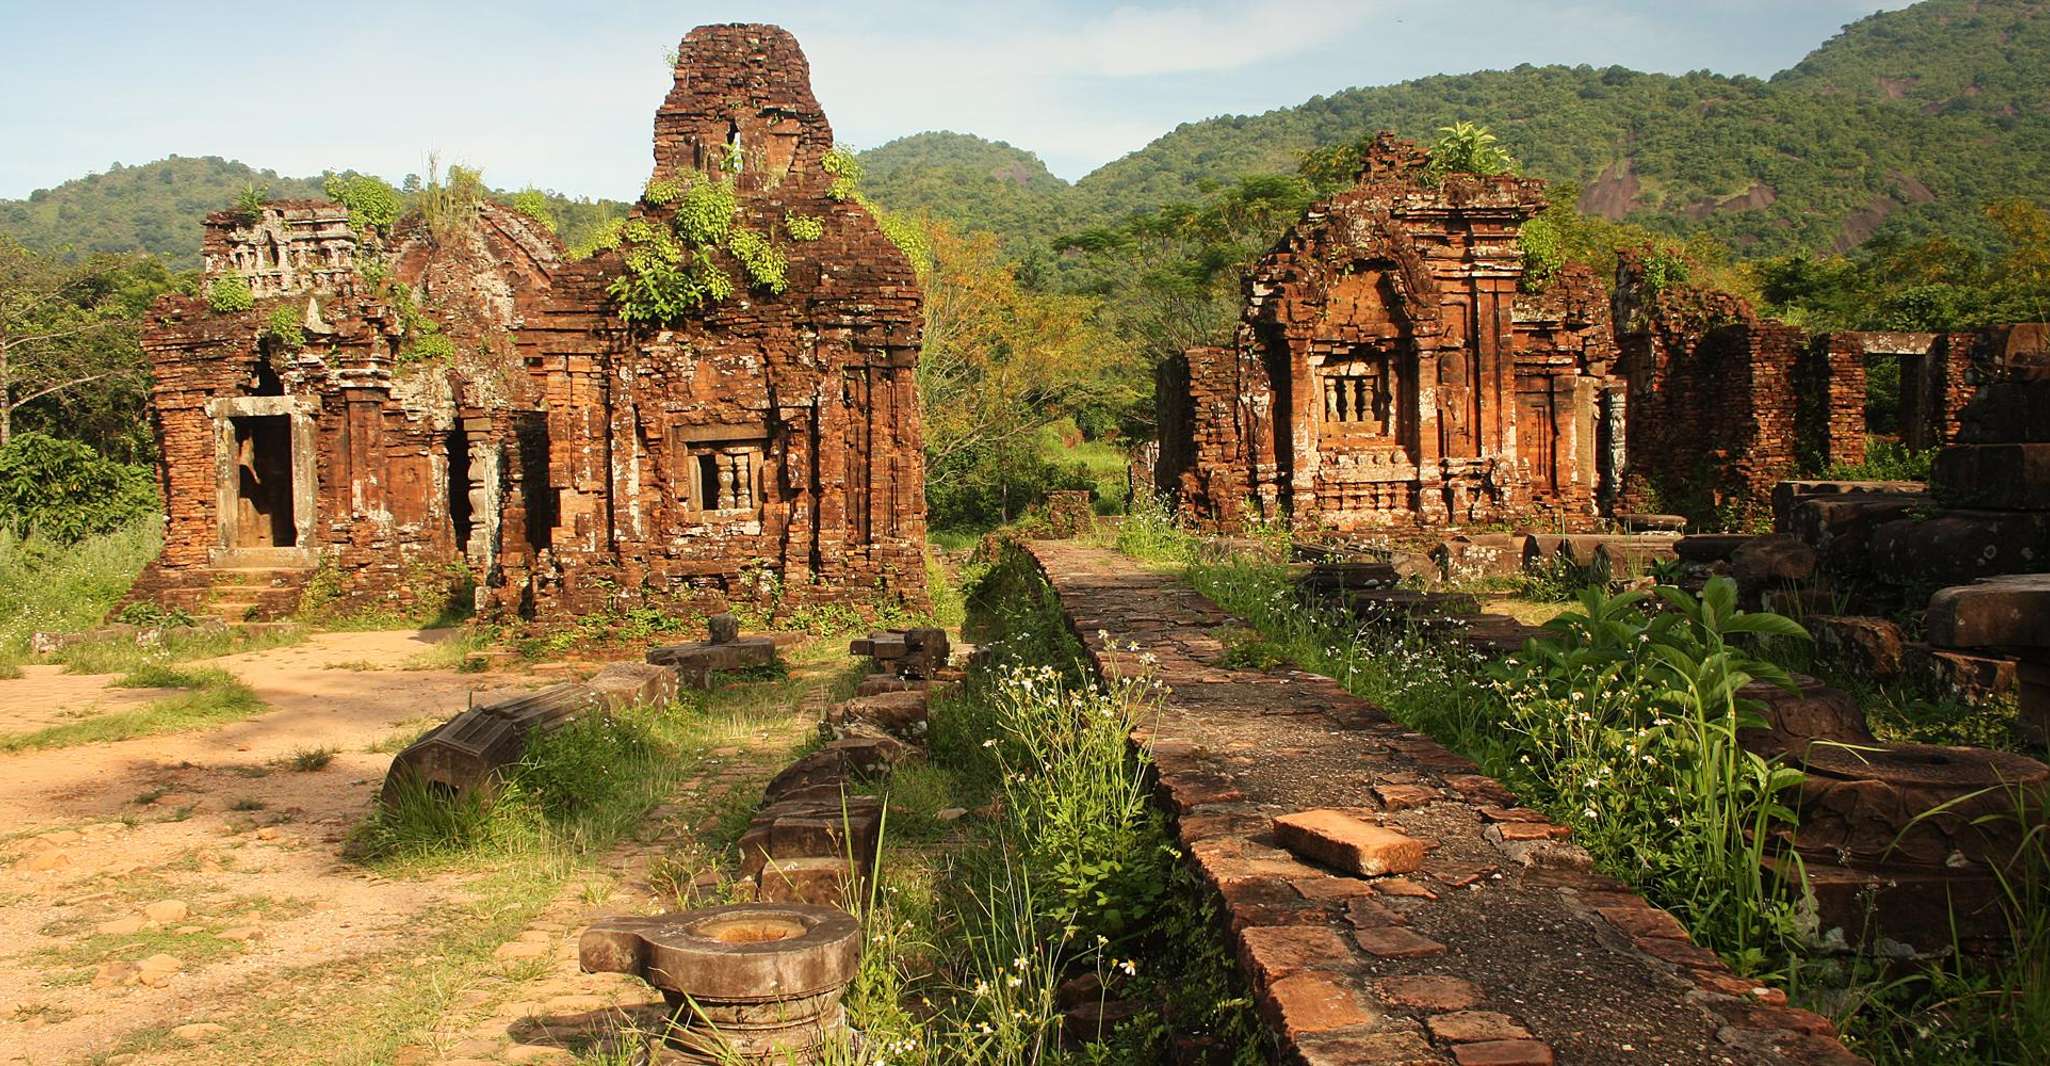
[0,669,265,751]
[1112,519,2050,1066]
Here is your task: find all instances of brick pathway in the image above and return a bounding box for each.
[1026,542,1863,1066]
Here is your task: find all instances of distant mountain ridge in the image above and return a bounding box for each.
[6,1,2047,267]
[858,0,2050,259]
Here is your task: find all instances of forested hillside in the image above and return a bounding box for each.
[857,0,2050,259]
[0,156,630,268]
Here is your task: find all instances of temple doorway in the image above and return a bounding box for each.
[231,415,297,548]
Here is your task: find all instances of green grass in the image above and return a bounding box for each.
[0,521,161,675]
[284,745,336,771]
[398,627,496,672]
[51,621,305,676]
[111,663,216,689]
[1041,423,1134,516]
[0,670,264,751]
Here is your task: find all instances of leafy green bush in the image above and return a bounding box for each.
[512,709,660,818]
[727,227,788,292]
[506,188,556,232]
[263,302,304,351]
[206,273,253,313]
[822,147,863,202]
[1427,121,1515,180]
[642,176,684,206]
[674,178,738,246]
[322,174,402,233]
[1825,440,1933,482]
[1491,579,1811,964]
[784,212,824,241]
[0,432,157,542]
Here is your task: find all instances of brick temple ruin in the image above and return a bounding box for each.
[126,24,927,624]
[1156,132,2023,533]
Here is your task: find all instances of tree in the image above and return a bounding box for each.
[0,236,172,455]
[914,220,1137,526]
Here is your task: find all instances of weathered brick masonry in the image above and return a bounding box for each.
[1159,135,2029,533]
[128,24,926,625]
[1163,135,1627,531]
[1027,541,1863,1065]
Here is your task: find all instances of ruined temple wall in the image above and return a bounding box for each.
[1804,335,1869,469]
[1216,137,1623,532]
[1161,344,1276,530]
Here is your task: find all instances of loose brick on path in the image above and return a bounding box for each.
[1025,542,1864,1066]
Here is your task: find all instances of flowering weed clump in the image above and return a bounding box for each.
[838,544,1262,1063]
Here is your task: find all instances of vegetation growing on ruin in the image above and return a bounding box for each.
[1107,515,2050,1065]
[783,211,824,241]
[204,272,252,313]
[793,543,1264,1063]
[262,302,303,351]
[323,173,403,234]
[505,187,556,232]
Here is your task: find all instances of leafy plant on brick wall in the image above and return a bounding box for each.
[206,274,253,314]
[323,174,402,234]
[262,303,304,352]
[784,212,824,242]
[1425,122,1516,183]
[505,188,556,233]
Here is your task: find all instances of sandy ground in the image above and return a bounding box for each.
[0,630,547,1064]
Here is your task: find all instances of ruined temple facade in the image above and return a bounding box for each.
[128,24,926,624]
[1158,133,2030,533]
[1156,134,1625,530]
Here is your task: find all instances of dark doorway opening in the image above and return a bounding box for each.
[447,426,474,557]
[232,415,296,547]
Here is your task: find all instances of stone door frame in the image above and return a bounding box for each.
[204,395,318,566]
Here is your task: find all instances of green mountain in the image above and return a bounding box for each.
[0,156,630,269]
[7,1,2045,269]
[857,133,1068,253]
[0,157,327,264]
[860,0,2050,259]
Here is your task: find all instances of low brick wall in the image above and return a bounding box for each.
[1025,541,1863,1065]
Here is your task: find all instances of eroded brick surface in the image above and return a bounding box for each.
[1026,540,1865,1065]
[130,24,925,627]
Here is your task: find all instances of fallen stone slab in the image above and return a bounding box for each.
[380,682,606,807]
[582,661,679,710]
[1672,534,1754,563]
[1927,573,2050,650]
[1433,534,1525,581]
[646,635,777,687]
[1735,676,1873,758]
[1870,510,2050,588]
[1773,479,1925,533]
[737,795,884,882]
[1932,443,2050,511]
[1809,616,1906,681]
[1616,513,1688,533]
[1927,573,2050,743]
[1273,809,1426,877]
[850,627,950,680]
[823,689,931,741]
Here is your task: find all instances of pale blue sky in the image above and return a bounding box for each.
[0,0,1915,200]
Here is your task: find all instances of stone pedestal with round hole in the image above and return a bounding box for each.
[579,904,859,1063]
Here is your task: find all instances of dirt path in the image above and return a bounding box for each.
[0,629,548,1065]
